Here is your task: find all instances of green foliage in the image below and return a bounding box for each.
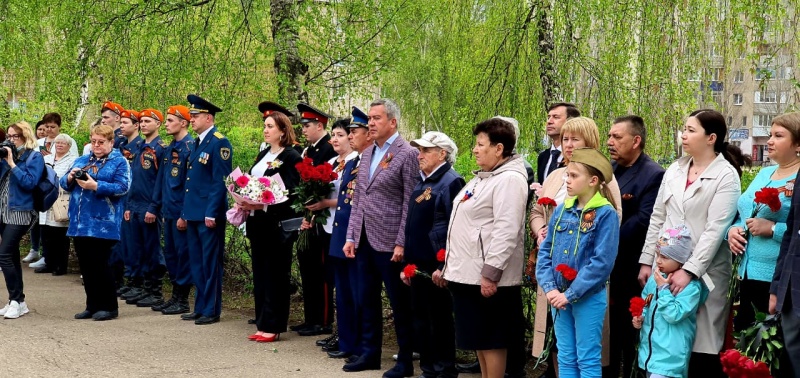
[741,166,762,193]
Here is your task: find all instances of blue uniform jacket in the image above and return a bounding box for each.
[181,126,233,221]
[536,192,620,302]
[60,149,131,240]
[638,274,707,377]
[402,163,465,267]
[330,157,359,258]
[0,149,45,211]
[127,136,166,214]
[153,134,194,220]
[118,135,143,164]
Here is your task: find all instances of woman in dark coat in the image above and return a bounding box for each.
[241,111,302,343]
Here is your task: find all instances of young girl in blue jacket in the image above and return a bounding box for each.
[632,226,707,378]
[535,148,620,378]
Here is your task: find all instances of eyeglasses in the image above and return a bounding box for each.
[89,139,109,146]
[7,134,21,140]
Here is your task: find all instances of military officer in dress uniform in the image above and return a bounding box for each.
[123,109,168,308]
[117,110,145,299]
[324,107,373,360]
[291,103,338,337]
[180,94,233,325]
[151,105,195,315]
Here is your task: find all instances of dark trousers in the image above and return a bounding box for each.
[298,228,334,327]
[41,225,69,273]
[331,255,361,355]
[356,233,413,364]
[127,211,164,281]
[186,220,224,318]
[782,297,800,378]
[120,216,137,277]
[0,223,30,302]
[30,222,41,253]
[688,352,725,378]
[74,237,118,313]
[409,260,456,377]
[605,274,642,378]
[247,215,295,333]
[163,218,192,286]
[734,278,771,332]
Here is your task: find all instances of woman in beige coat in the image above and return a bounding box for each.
[527,117,622,364]
[638,109,744,377]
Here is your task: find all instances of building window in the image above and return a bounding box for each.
[711,68,723,82]
[733,71,744,83]
[728,116,732,125]
[755,90,777,103]
[755,68,776,80]
[754,114,775,128]
[688,70,701,82]
[712,90,724,104]
[743,116,747,128]
[733,93,743,105]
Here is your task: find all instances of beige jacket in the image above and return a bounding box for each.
[442,155,528,287]
[639,154,740,354]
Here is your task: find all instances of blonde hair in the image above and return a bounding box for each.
[8,121,38,150]
[569,161,619,210]
[772,112,800,144]
[91,125,115,141]
[560,117,601,159]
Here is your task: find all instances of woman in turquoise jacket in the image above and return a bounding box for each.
[727,112,800,332]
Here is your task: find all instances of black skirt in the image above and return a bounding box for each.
[449,281,523,350]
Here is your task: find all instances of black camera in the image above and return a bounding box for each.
[74,169,90,181]
[0,140,17,160]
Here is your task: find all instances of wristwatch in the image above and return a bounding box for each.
[771,224,776,235]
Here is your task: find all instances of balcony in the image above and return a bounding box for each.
[752,127,770,137]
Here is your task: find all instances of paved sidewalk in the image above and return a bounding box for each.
[0,268,479,378]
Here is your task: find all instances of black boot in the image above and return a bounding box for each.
[162,285,190,315]
[121,277,144,300]
[152,282,177,311]
[126,279,152,305]
[117,277,132,297]
[137,280,165,307]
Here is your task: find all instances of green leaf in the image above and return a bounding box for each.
[769,326,777,336]
[761,330,769,340]
[755,312,767,322]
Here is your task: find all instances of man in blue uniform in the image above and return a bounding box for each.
[117,110,145,299]
[99,101,126,149]
[151,105,195,315]
[180,94,233,325]
[124,109,168,307]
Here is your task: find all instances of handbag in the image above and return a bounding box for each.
[278,217,304,243]
[51,189,70,222]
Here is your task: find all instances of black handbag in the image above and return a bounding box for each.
[278,217,303,243]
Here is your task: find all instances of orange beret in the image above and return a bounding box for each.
[120,109,140,122]
[101,101,124,115]
[167,105,191,121]
[139,108,164,122]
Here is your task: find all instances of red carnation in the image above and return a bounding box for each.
[235,175,249,188]
[436,249,446,262]
[403,264,418,279]
[629,297,646,317]
[537,197,557,207]
[555,264,577,281]
[754,187,781,212]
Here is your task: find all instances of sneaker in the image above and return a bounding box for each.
[0,302,9,316]
[29,258,46,269]
[4,301,29,319]
[22,249,40,263]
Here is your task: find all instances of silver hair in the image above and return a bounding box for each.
[444,150,455,165]
[370,98,401,123]
[53,133,73,146]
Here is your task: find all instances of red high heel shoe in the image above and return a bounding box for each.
[248,333,262,341]
[256,333,281,343]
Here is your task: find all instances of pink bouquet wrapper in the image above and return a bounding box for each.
[226,167,289,206]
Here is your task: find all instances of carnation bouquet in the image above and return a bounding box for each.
[291,158,338,251]
[224,167,289,226]
[720,310,782,377]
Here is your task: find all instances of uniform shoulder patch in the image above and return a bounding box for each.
[220,147,231,160]
[214,131,225,139]
[158,140,167,147]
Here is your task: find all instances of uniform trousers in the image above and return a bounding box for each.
[74,237,118,313]
[247,213,295,333]
[409,260,456,377]
[120,216,137,277]
[331,255,361,355]
[186,220,224,318]
[298,227,334,327]
[127,211,165,281]
[163,218,192,286]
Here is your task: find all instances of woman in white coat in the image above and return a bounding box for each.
[638,109,745,377]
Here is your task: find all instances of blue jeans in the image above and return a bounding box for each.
[551,287,607,378]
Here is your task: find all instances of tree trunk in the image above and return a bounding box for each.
[270,0,308,104]
[535,0,558,109]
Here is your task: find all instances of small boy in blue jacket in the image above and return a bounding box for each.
[632,225,708,378]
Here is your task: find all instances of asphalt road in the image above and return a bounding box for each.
[0,267,481,378]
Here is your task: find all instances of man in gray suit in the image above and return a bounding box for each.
[342,99,420,378]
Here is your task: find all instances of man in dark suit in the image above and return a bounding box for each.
[179,94,233,325]
[292,103,339,337]
[536,103,580,184]
[342,99,419,378]
[603,115,665,378]
[771,164,800,372]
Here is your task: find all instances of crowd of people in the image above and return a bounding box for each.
[2,95,800,378]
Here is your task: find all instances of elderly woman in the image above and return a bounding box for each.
[61,125,131,321]
[36,133,79,275]
[639,109,744,376]
[442,118,527,378]
[0,121,45,319]
[399,131,465,378]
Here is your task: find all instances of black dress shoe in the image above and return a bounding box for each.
[92,310,119,321]
[194,316,220,325]
[322,337,340,352]
[342,356,381,372]
[161,302,190,315]
[455,361,481,374]
[52,269,67,276]
[34,266,54,274]
[298,325,333,336]
[289,323,309,331]
[328,350,351,359]
[345,355,360,364]
[316,333,337,346]
[181,312,201,320]
[74,310,94,319]
[382,363,414,378]
[248,318,256,325]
